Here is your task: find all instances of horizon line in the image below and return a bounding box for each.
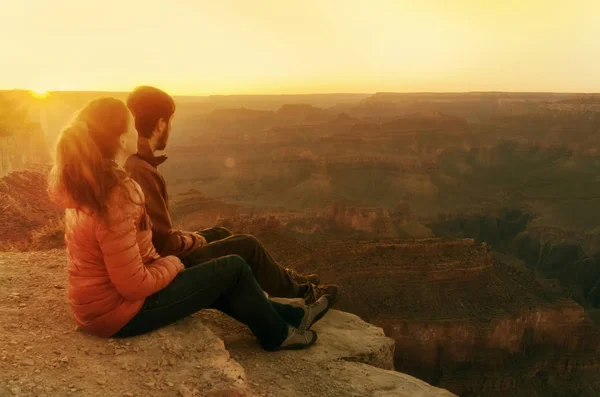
[2,88,600,97]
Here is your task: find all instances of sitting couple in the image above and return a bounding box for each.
[49,86,339,351]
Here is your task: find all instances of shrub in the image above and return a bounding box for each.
[28,219,66,250]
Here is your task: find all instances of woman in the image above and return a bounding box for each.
[49,97,332,350]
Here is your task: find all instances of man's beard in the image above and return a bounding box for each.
[156,130,169,151]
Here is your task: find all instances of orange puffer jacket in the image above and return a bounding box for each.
[62,177,183,337]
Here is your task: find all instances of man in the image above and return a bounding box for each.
[124,86,339,304]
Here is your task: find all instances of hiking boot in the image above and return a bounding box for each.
[303,284,340,305]
[278,327,318,350]
[286,267,320,285]
[299,295,333,331]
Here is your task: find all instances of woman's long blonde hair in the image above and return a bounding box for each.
[49,97,135,221]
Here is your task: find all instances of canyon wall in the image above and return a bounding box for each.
[251,234,600,397]
[171,194,422,239]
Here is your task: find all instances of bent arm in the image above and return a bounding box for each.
[128,166,206,256]
[97,197,183,301]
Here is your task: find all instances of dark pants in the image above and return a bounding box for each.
[181,228,304,299]
[197,227,233,244]
[114,254,303,350]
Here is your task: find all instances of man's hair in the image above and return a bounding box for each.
[126,86,176,138]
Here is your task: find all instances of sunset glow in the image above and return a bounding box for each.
[1,0,599,94]
[30,89,49,99]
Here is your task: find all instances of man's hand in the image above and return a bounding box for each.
[193,232,208,246]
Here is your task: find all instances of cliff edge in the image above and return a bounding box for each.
[0,250,455,397]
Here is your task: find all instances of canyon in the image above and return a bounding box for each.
[168,192,600,396]
[244,228,600,397]
[2,89,600,395]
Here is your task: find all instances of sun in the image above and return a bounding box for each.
[30,88,50,99]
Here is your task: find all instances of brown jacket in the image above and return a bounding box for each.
[125,138,206,257]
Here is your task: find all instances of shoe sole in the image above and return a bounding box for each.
[279,332,318,350]
[302,294,335,331]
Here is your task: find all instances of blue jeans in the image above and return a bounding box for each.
[114,255,303,351]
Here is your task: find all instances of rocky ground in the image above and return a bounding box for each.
[0,249,455,397]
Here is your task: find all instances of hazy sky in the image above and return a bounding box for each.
[1,0,598,94]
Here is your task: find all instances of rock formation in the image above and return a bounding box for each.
[381,112,469,132]
[260,235,600,397]
[275,104,331,125]
[206,108,276,134]
[171,191,243,232]
[0,168,62,249]
[327,200,397,238]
